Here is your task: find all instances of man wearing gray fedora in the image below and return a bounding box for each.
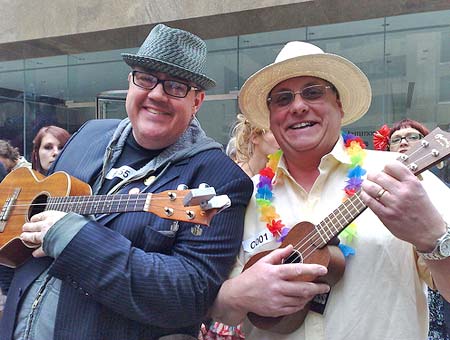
[207,41,450,339]
[0,24,253,340]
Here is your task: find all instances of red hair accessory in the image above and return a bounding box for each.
[373,124,390,151]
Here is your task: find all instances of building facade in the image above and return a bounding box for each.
[0,1,448,184]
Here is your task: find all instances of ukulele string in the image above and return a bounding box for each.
[286,193,366,264]
[2,194,197,217]
[291,146,438,263]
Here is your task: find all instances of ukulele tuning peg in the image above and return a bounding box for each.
[198,183,210,189]
[164,207,174,217]
[177,184,189,190]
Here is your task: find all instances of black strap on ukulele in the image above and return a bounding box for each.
[310,291,331,314]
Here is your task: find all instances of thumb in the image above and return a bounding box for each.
[261,244,294,265]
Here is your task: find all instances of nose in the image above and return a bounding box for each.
[52,147,60,156]
[399,137,409,145]
[146,82,167,100]
[289,93,309,114]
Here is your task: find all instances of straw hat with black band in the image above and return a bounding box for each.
[239,41,372,131]
[122,24,216,90]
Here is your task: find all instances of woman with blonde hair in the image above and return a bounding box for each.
[230,113,279,177]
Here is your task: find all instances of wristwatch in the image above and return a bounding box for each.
[417,222,450,260]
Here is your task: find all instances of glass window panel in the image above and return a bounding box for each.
[197,99,238,146]
[68,60,129,102]
[206,36,237,52]
[0,100,25,153]
[68,48,132,65]
[441,31,450,62]
[207,51,238,95]
[440,75,450,102]
[308,18,384,40]
[0,59,25,72]
[386,9,450,31]
[311,34,386,138]
[0,70,25,93]
[25,55,68,69]
[239,44,283,87]
[239,27,306,48]
[24,66,67,99]
[385,25,450,127]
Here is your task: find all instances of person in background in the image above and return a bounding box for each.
[230,113,279,177]
[200,112,279,340]
[373,118,429,153]
[0,127,70,317]
[0,162,7,182]
[0,140,31,173]
[373,118,450,340]
[0,24,253,340]
[31,125,71,175]
[209,41,449,340]
[225,137,237,162]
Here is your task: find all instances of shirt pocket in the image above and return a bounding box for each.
[141,220,178,253]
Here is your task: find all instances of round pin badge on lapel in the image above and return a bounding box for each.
[191,225,203,236]
[144,175,156,186]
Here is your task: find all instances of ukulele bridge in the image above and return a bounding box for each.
[0,188,21,232]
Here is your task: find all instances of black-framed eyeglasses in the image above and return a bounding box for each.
[267,85,333,108]
[390,132,424,145]
[131,70,198,98]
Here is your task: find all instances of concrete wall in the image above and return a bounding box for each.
[1,0,450,61]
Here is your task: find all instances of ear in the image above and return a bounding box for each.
[250,131,260,145]
[336,98,344,119]
[192,91,205,115]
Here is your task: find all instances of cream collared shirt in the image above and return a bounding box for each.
[231,138,449,340]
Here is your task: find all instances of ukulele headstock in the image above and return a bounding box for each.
[398,127,450,176]
[145,184,231,226]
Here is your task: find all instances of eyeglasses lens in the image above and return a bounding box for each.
[132,71,190,98]
[390,133,423,145]
[269,85,329,108]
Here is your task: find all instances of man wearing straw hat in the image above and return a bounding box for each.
[209,41,450,339]
[0,24,253,340]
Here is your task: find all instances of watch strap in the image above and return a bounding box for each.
[417,222,450,261]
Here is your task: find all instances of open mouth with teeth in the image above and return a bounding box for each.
[291,121,316,129]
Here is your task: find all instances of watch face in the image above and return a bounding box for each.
[439,238,450,257]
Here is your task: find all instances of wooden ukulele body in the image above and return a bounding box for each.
[243,221,345,334]
[0,168,91,267]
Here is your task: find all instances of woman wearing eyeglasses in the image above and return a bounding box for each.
[388,119,429,153]
[373,118,429,153]
[373,118,449,340]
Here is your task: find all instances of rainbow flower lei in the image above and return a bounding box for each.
[255,132,367,249]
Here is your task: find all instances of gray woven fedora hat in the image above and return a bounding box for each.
[122,24,216,90]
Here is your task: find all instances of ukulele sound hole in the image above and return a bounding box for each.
[28,194,49,220]
[284,250,303,264]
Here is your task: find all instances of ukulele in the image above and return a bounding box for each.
[0,167,231,268]
[242,127,450,334]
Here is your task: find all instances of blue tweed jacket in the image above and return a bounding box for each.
[0,119,253,340]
